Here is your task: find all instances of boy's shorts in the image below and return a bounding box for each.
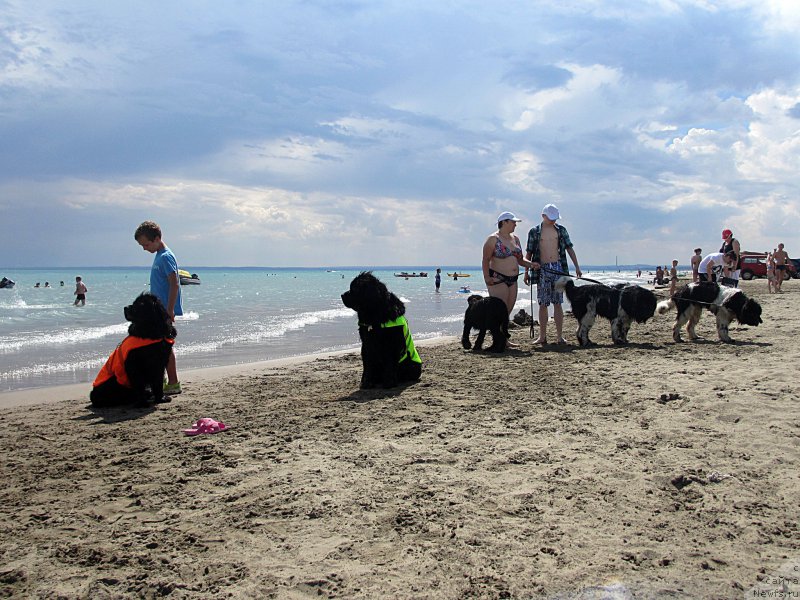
[537,261,564,306]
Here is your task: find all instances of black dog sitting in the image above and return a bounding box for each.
[90,293,177,407]
[462,295,509,352]
[341,272,422,389]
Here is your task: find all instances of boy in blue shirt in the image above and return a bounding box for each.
[135,221,183,395]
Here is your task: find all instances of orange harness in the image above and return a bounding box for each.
[93,336,173,388]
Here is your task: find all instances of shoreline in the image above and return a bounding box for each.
[0,336,457,409]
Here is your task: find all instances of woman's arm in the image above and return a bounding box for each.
[482,236,496,287]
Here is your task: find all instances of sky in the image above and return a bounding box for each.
[2,0,799,268]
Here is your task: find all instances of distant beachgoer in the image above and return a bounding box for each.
[690,248,702,283]
[669,260,679,297]
[767,252,775,294]
[483,212,535,349]
[453,273,458,281]
[698,251,735,283]
[60,281,65,287]
[720,229,741,287]
[135,220,183,396]
[655,266,664,285]
[435,268,441,292]
[73,276,88,306]
[34,282,40,288]
[774,243,789,292]
[524,204,582,346]
[44,282,51,288]
[637,269,641,278]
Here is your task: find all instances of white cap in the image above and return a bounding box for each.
[497,211,522,223]
[542,204,560,221]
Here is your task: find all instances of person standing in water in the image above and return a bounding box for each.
[73,276,88,306]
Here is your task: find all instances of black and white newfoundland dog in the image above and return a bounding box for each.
[90,293,177,407]
[657,281,762,343]
[341,272,422,389]
[462,295,509,352]
[555,276,658,346]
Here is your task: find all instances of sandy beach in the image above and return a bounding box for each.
[1,279,798,599]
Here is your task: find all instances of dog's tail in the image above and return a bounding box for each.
[554,276,573,294]
[656,299,675,315]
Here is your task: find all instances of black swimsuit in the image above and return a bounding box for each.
[489,268,520,287]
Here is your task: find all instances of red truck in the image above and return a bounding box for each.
[739,251,797,280]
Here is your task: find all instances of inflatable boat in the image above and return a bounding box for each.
[178,270,201,285]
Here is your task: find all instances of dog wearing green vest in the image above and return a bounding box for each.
[341,272,422,389]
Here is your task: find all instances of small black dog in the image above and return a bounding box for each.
[90,293,177,407]
[341,272,422,389]
[462,295,509,352]
[555,277,658,346]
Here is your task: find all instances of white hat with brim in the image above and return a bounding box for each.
[497,211,522,223]
[542,204,560,221]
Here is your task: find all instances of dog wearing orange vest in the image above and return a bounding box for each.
[90,293,177,407]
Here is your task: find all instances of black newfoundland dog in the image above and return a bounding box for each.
[461,295,509,352]
[555,276,658,346]
[657,281,762,343]
[90,293,177,407]
[341,272,422,389]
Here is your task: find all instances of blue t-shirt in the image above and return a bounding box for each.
[150,246,183,316]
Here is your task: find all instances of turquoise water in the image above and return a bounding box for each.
[0,267,647,392]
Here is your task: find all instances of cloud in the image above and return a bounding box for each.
[733,88,800,183]
[1,0,799,267]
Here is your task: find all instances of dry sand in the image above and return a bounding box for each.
[1,280,798,599]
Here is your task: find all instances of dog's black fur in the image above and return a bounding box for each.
[341,272,422,389]
[461,295,509,352]
[555,276,658,346]
[90,293,177,407]
[657,281,762,343]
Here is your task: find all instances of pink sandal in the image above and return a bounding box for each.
[183,418,228,436]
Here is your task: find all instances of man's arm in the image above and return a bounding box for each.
[567,247,582,278]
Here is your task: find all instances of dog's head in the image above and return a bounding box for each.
[466,294,485,307]
[341,271,404,326]
[125,293,177,339]
[738,297,763,326]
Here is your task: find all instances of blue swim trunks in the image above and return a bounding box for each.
[537,261,564,306]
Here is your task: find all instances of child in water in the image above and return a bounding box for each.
[74,276,88,306]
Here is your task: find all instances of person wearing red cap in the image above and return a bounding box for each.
[720,229,741,287]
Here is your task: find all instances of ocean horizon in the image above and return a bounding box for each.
[0,266,673,394]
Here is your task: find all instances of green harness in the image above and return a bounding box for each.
[361,316,421,364]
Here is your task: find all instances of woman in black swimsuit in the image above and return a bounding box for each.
[482,212,536,329]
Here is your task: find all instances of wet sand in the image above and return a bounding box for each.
[1,280,798,598]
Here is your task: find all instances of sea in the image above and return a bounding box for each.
[0,266,653,393]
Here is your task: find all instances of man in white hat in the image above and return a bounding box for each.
[524,204,582,345]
